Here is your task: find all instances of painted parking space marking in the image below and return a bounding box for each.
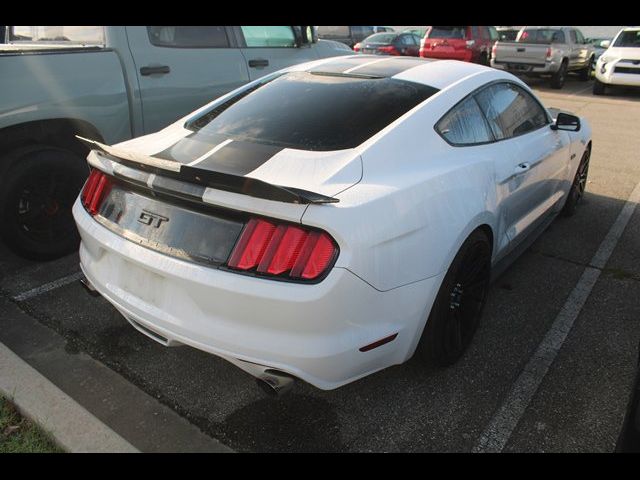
[12,271,84,302]
[474,178,640,453]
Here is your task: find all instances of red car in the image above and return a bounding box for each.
[419,26,499,65]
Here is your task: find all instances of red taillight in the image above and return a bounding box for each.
[546,47,552,59]
[81,169,113,216]
[228,218,338,281]
[353,42,361,52]
[378,45,400,55]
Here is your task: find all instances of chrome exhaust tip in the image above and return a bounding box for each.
[79,275,100,297]
[255,369,295,396]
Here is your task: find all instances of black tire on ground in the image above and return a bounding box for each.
[593,78,606,95]
[579,57,594,81]
[479,52,489,66]
[416,229,492,366]
[562,146,591,217]
[0,146,89,260]
[550,60,568,89]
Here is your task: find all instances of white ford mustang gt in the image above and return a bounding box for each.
[73,56,592,393]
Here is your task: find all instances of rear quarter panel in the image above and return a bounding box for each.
[302,70,504,292]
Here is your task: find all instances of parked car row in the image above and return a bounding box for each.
[336,25,639,96]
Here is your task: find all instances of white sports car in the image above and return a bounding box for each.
[73,55,592,393]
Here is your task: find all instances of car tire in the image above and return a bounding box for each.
[0,145,89,260]
[416,229,492,366]
[550,60,568,89]
[579,57,594,81]
[479,52,489,66]
[593,78,606,95]
[562,146,591,217]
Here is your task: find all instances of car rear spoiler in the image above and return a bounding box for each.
[76,136,339,205]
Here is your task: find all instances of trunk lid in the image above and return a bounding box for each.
[493,42,549,66]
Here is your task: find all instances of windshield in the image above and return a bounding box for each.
[186,71,439,151]
[613,30,640,47]
[427,26,466,39]
[364,33,397,44]
[518,29,564,44]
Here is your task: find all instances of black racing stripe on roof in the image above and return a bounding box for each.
[153,132,229,165]
[354,57,434,77]
[150,131,283,176]
[192,140,283,176]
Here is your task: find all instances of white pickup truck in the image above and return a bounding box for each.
[0,26,352,260]
[491,26,595,89]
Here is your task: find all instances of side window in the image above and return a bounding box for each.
[436,96,494,146]
[240,26,295,47]
[147,26,229,48]
[488,26,499,41]
[10,26,104,44]
[475,83,549,140]
[471,26,479,38]
[400,35,413,45]
[569,30,578,44]
[575,29,585,44]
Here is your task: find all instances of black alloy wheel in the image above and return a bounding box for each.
[562,147,591,217]
[417,230,492,366]
[0,146,88,260]
[551,60,568,89]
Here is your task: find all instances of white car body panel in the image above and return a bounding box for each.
[74,56,592,389]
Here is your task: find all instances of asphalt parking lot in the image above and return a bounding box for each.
[1,74,639,452]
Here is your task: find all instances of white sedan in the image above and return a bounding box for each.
[73,55,592,393]
[594,27,640,95]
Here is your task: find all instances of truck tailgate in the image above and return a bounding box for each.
[494,42,548,66]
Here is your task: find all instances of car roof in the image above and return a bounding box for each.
[291,55,509,90]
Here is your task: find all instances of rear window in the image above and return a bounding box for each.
[186,71,439,151]
[427,26,466,39]
[517,28,565,44]
[147,26,230,48]
[364,33,397,43]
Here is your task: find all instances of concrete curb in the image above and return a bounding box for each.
[0,341,138,453]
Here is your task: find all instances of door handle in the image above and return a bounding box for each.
[515,162,531,174]
[248,59,269,68]
[140,65,171,76]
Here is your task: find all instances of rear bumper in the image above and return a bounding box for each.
[420,49,473,62]
[73,199,442,390]
[491,59,558,74]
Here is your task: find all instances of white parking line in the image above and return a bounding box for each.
[474,178,640,453]
[12,271,84,302]
[566,84,594,98]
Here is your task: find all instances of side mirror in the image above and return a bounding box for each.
[600,40,611,49]
[551,112,581,132]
